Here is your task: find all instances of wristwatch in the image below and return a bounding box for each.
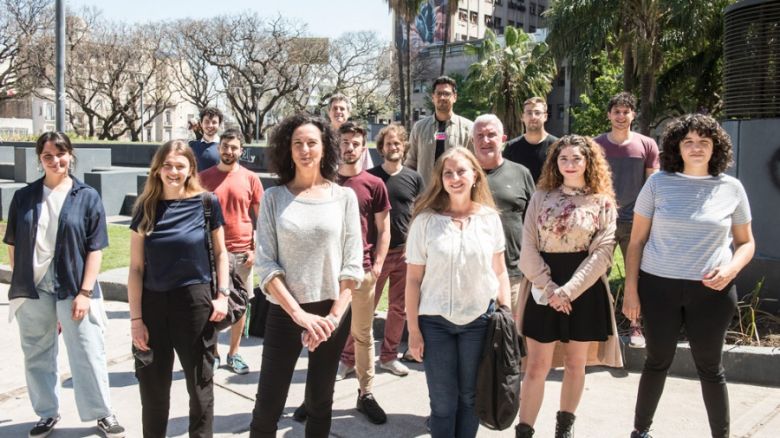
[217,286,230,297]
[78,288,93,298]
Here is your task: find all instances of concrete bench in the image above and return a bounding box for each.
[0,182,28,220]
[84,169,148,216]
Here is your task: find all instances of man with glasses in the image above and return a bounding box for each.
[405,76,474,184]
[503,97,559,182]
[199,128,264,374]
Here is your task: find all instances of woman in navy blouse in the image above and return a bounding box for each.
[3,132,125,437]
[128,139,229,437]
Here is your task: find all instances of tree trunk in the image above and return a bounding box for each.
[397,46,407,125]
[622,45,635,92]
[440,10,452,75]
[406,21,413,131]
[638,71,654,135]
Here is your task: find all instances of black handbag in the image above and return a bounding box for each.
[201,193,249,331]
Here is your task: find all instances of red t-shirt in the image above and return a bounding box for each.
[199,165,264,253]
[338,170,391,271]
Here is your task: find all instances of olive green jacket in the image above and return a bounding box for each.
[404,113,474,184]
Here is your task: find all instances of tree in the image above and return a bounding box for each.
[438,0,458,75]
[466,27,557,138]
[385,0,425,129]
[570,51,622,136]
[162,20,220,110]
[546,0,732,134]
[0,0,52,101]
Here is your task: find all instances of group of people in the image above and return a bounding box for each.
[4,75,754,438]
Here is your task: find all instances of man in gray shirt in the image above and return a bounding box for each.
[472,114,535,315]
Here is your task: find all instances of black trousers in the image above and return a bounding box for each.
[634,271,737,438]
[136,283,216,438]
[249,301,352,438]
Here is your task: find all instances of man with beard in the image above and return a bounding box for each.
[594,91,659,349]
[503,97,559,182]
[405,75,474,184]
[199,128,264,374]
[472,114,535,315]
[190,107,224,171]
[328,93,374,169]
[367,124,425,377]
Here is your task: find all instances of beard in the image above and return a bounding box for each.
[384,152,403,162]
[221,155,237,165]
[341,155,360,165]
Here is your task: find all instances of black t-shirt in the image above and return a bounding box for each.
[130,194,224,292]
[434,119,447,163]
[367,165,425,249]
[484,161,535,277]
[502,134,559,182]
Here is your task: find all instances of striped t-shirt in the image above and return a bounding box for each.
[634,171,751,281]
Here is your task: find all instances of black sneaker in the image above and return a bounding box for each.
[631,431,653,438]
[292,403,307,423]
[97,414,126,438]
[356,391,387,425]
[29,415,60,438]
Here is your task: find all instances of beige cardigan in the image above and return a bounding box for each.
[516,190,623,369]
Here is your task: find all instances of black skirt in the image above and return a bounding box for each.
[523,251,612,343]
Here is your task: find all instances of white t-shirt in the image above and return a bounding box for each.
[33,186,68,286]
[405,206,505,325]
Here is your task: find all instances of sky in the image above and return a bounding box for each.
[66,0,394,41]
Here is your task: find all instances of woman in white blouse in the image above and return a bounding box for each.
[515,135,619,438]
[405,146,511,438]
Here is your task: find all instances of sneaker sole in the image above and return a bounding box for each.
[356,406,387,425]
[379,366,409,377]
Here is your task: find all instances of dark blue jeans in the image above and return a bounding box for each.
[419,307,492,438]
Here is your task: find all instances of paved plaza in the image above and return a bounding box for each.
[1,283,779,437]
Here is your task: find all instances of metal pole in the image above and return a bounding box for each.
[55,0,65,132]
[255,107,260,143]
[139,81,144,142]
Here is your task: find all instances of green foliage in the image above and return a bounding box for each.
[465,27,556,138]
[570,51,623,137]
[729,279,780,346]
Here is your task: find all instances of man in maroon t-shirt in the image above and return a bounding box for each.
[594,92,659,349]
[199,128,264,374]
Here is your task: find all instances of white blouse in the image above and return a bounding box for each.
[406,206,505,325]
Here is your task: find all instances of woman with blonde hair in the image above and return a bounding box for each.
[405,146,511,438]
[515,135,621,438]
[128,139,229,437]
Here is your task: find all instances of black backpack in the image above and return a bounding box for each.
[247,287,270,337]
[475,305,524,430]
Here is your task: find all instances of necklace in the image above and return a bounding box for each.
[161,197,186,220]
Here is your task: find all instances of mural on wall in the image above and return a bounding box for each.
[395,0,449,53]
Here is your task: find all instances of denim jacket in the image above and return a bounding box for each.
[3,176,108,300]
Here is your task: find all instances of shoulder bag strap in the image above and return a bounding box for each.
[201,193,217,297]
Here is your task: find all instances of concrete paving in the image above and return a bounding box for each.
[1,283,779,437]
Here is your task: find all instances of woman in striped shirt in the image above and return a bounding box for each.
[623,114,755,438]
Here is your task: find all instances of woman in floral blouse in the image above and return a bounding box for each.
[514,135,621,438]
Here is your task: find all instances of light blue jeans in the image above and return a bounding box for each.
[16,286,113,421]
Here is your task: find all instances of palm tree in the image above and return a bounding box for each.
[385,0,425,130]
[546,0,729,134]
[439,0,459,75]
[465,26,557,138]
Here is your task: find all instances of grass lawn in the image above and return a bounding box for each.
[0,222,132,272]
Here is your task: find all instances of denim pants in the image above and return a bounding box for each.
[16,288,113,421]
[418,306,492,438]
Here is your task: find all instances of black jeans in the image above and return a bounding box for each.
[136,283,216,438]
[249,301,352,438]
[634,271,737,438]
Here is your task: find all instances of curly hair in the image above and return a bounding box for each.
[659,114,733,176]
[607,91,637,113]
[375,123,407,154]
[199,106,223,124]
[268,114,339,185]
[538,135,615,199]
[412,147,495,218]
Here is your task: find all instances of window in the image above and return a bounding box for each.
[558,67,566,87]
[461,34,468,41]
[470,11,478,24]
[529,25,536,32]
[164,110,172,125]
[495,0,502,4]
[538,5,545,16]
[530,3,537,15]
[494,17,502,27]
[459,8,468,22]
[508,20,515,27]
[484,15,493,27]
[557,104,565,120]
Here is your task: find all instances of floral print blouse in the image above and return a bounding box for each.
[537,186,615,253]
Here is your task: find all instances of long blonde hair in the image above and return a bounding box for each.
[133,140,204,235]
[537,135,615,199]
[412,147,495,218]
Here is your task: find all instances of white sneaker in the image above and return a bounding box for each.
[629,325,646,348]
[379,359,410,376]
[335,362,355,381]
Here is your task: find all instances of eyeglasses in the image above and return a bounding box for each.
[523,110,545,117]
[434,91,454,98]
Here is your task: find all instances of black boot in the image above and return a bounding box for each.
[555,411,576,438]
[515,422,535,438]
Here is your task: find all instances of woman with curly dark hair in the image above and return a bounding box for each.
[623,114,755,438]
[515,135,621,438]
[249,114,363,437]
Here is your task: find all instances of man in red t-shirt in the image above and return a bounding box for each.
[199,128,264,374]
